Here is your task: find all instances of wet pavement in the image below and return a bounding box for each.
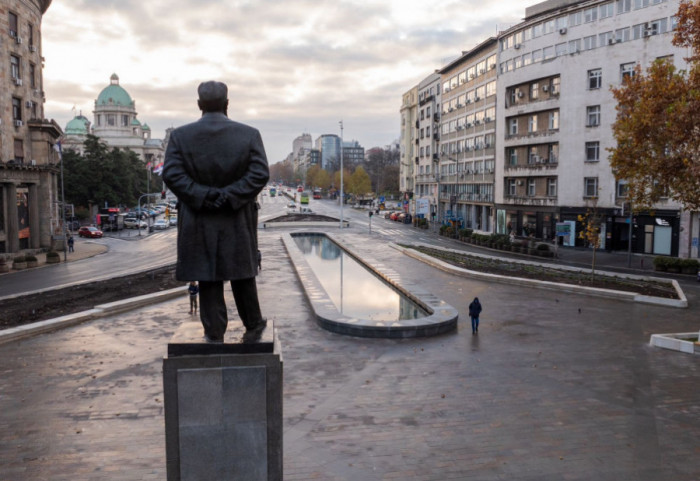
[1,227,699,480]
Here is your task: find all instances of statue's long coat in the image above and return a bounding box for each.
[163,112,269,281]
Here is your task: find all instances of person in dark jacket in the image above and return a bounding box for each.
[163,81,270,343]
[188,281,199,314]
[469,297,482,334]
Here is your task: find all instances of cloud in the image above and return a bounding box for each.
[42,0,525,162]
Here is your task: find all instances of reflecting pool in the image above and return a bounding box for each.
[292,234,428,321]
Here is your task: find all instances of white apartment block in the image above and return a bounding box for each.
[496,0,689,256]
[399,86,418,200]
[437,39,498,231]
[401,0,698,258]
[413,72,441,219]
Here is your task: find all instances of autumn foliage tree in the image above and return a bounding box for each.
[609,0,700,211]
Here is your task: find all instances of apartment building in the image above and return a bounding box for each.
[399,86,418,203]
[413,73,440,219]
[1,0,62,254]
[437,39,498,231]
[496,0,688,255]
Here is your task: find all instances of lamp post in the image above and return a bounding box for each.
[339,120,344,229]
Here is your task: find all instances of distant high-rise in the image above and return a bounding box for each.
[315,134,340,170]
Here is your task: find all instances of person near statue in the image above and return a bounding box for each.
[163,80,269,343]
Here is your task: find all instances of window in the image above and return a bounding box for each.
[543,20,555,34]
[523,53,532,66]
[426,126,431,137]
[615,27,630,42]
[122,115,129,127]
[569,11,583,26]
[556,42,568,57]
[30,101,37,119]
[547,178,558,197]
[29,63,36,88]
[9,11,18,36]
[528,146,539,164]
[10,55,20,79]
[586,141,600,161]
[549,111,559,130]
[533,23,542,38]
[533,49,543,63]
[487,54,497,71]
[556,16,568,30]
[569,39,581,53]
[527,178,536,197]
[12,97,22,121]
[621,62,636,81]
[96,115,102,126]
[584,35,597,50]
[584,177,599,197]
[508,179,517,196]
[548,144,559,163]
[427,106,431,117]
[618,0,632,14]
[509,118,518,135]
[28,23,34,47]
[458,71,467,85]
[584,7,598,22]
[543,46,555,60]
[486,81,496,97]
[551,77,560,95]
[107,114,116,127]
[600,2,615,18]
[617,180,629,197]
[528,115,538,133]
[599,31,614,45]
[508,148,518,166]
[14,139,24,163]
[588,68,602,89]
[634,0,650,9]
[530,83,539,100]
[587,105,601,127]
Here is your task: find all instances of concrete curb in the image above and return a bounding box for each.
[392,243,687,308]
[0,287,186,345]
[649,332,700,355]
[261,221,350,229]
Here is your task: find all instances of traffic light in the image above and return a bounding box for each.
[161,190,166,199]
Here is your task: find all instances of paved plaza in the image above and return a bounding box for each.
[1,228,699,480]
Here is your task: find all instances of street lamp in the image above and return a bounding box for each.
[339,120,344,229]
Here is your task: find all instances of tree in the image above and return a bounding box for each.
[609,0,700,211]
[349,166,372,197]
[315,169,331,191]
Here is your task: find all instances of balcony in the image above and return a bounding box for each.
[502,196,558,207]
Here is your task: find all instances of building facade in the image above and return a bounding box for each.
[315,134,340,171]
[62,74,165,167]
[342,140,365,166]
[1,0,63,254]
[401,0,697,257]
[496,0,687,255]
[414,73,441,220]
[399,86,418,207]
[438,39,498,231]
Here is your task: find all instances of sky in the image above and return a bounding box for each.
[41,0,526,164]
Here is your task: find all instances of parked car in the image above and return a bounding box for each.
[168,216,178,226]
[153,219,169,230]
[78,226,103,238]
[124,218,147,229]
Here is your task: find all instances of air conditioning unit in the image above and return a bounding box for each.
[514,43,521,50]
[542,85,549,93]
[469,74,475,79]
[457,103,463,108]
[475,119,481,124]
[484,117,491,123]
[490,64,496,70]
[517,91,524,98]
[14,77,23,86]
[474,96,480,101]
[449,107,454,112]
[466,99,471,104]
[559,28,567,35]
[15,36,23,44]
[14,120,23,127]
[456,125,463,130]
[608,38,615,45]
[29,45,37,52]
[466,122,472,127]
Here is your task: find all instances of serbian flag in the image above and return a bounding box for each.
[153,162,164,175]
[146,161,152,171]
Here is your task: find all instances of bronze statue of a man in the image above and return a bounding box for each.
[163,81,269,342]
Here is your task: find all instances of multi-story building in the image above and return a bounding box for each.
[438,39,498,231]
[414,73,441,220]
[342,140,365,167]
[315,134,340,171]
[496,0,687,255]
[62,74,166,167]
[399,86,418,210]
[1,0,63,254]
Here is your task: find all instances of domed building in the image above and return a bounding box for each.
[62,74,166,166]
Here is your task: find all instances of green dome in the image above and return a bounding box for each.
[131,118,141,126]
[65,115,89,135]
[142,123,151,131]
[96,73,133,108]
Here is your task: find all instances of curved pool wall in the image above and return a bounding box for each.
[282,232,458,338]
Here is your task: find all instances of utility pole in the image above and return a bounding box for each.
[339,120,344,229]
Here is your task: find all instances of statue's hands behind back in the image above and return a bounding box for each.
[202,188,228,210]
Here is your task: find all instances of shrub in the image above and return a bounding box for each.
[536,243,550,252]
[653,256,669,269]
[47,250,60,258]
[13,255,26,263]
[681,258,699,269]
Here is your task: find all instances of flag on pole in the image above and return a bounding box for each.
[53,141,63,161]
[153,161,164,175]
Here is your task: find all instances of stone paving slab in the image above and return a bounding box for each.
[0,228,699,480]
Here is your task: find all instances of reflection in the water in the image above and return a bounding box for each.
[292,234,427,321]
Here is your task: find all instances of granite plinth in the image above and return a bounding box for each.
[168,320,274,356]
[163,324,283,481]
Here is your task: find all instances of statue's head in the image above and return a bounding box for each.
[197,81,228,114]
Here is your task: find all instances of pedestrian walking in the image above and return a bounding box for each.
[469,297,482,335]
[257,249,262,271]
[67,235,74,253]
[188,281,199,314]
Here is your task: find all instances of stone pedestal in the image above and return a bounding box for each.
[163,321,282,481]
